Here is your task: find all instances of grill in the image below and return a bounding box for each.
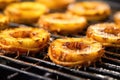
[0,0,120,80]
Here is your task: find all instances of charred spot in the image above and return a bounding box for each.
[10,31,31,38]
[18,40,23,44]
[85,12,102,16]
[102,37,108,41]
[63,42,88,50]
[35,39,39,42]
[80,54,88,56]
[103,26,120,36]
[117,39,120,43]
[31,32,38,36]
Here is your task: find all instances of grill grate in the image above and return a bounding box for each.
[0,48,120,80]
[0,0,120,80]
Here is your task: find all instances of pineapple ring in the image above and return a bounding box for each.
[87,23,120,47]
[0,14,9,30]
[38,13,87,34]
[4,2,48,24]
[114,11,120,25]
[48,38,104,67]
[35,0,75,10]
[0,27,50,54]
[67,1,111,21]
[0,0,20,10]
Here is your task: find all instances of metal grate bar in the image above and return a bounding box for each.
[0,55,83,80]
[87,67,120,79]
[0,64,52,80]
[98,62,120,72]
[105,51,120,59]
[102,57,120,66]
[21,56,111,80]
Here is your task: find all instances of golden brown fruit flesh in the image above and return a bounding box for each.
[38,13,87,34]
[48,38,104,67]
[0,27,50,54]
[67,1,111,21]
[4,2,49,24]
[87,23,120,47]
